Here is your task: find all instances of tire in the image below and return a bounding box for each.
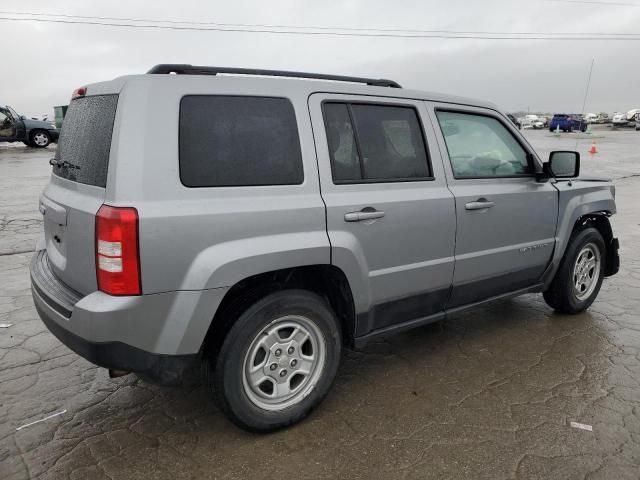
[543,227,606,314]
[22,141,32,147]
[30,130,50,148]
[205,289,342,432]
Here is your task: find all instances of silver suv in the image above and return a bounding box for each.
[31,65,620,432]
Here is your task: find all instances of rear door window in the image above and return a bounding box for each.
[53,95,118,187]
[322,102,431,183]
[179,96,303,187]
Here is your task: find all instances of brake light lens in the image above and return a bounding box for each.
[72,86,87,99]
[96,205,141,296]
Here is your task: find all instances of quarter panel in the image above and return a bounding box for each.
[106,78,329,294]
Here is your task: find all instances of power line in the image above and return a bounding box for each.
[2,15,640,40]
[1,10,639,37]
[544,0,640,6]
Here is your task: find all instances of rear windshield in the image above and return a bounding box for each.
[179,96,303,187]
[53,94,118,187]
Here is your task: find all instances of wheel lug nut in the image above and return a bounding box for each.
[290,359,297,367]
[280,369,287,377]
[275,349,282,356]
[270,363,277,371]
[288,347,294,354]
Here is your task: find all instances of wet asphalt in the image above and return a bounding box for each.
[0,126,639,479]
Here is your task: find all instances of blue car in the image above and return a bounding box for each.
[0,104,60,148]
[549,114,587,133]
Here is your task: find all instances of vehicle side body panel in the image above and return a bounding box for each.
[427,102,558,307]
[308,93,456,337]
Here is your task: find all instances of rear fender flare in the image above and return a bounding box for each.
[181,232,330,291]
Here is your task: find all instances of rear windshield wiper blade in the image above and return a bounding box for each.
[49,158,81,170]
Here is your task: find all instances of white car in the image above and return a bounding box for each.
[612,109,640,127]
[585,113,599,124]
[612,113,629,127]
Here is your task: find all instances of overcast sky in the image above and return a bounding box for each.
[2,0,640,116]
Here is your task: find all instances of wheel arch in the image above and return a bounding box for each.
[575,213,617,276]
[544,208,617,287]
[201,264,358,357]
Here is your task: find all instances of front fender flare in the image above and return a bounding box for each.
[545,181,616,285]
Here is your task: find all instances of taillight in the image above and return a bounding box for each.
[72,86,86,99]
[95,205,141,296]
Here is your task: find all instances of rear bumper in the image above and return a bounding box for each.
[49,129,60,142]
[30,250,228,384]
[35,298,195,385]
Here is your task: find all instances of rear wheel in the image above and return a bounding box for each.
[543,227,606,314]
[205,290,342,432]
[30,130,50,148]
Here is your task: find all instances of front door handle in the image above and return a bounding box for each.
[344,209,385,222]
[465,200,495,210]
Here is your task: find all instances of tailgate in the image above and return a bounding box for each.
[41,94,118,295]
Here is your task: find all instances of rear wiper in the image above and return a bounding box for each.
[49,158,81,170]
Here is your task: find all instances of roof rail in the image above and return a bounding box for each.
[146,64,402,88]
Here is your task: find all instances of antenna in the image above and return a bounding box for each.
[577,58,595,150]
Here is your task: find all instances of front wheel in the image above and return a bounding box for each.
[30,130,51,148]
[205,290,342,432]
[543,227,606,314]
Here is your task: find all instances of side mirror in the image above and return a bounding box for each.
[546,151,580,178]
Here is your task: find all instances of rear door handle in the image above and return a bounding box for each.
[465,200,495,210]
[344,210,385,222]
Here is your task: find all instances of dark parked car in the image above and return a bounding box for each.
[549,114,587,133]
[507,114,522,129]
[0,105,60,148]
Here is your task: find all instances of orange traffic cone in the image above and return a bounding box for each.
[589,142,598,154]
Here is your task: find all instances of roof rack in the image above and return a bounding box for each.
[146,64,402,88]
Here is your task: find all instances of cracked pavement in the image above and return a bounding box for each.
[1,128,639,479]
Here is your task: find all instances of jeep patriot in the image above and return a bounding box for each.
[30,64,620,431]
